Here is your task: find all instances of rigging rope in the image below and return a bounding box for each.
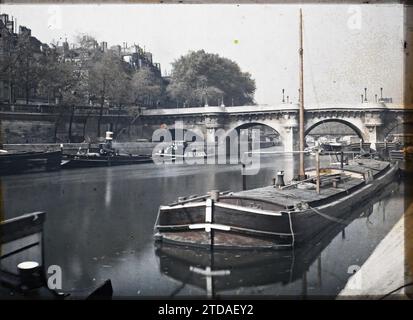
[303,24,352,168]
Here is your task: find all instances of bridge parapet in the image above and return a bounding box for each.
[140,102,403,117]
[141,103,300,117]
[137,102,411,152]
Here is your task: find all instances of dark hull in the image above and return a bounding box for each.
[155,182,400,295]
[0,151,62,175]
[61,154,153,169]
[321,143,343,152]
[344,142,371,152]
[154,160,399,250]
[153,154,207,162]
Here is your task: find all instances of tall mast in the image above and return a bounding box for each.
[299,8,305,179]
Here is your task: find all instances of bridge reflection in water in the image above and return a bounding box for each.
[155,182,399,298]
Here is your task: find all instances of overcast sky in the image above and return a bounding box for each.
[1,3,404,105]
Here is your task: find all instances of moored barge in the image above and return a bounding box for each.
[0,150,62,175]
[154,158,399,249]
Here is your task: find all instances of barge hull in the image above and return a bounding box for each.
[154,160,399,249]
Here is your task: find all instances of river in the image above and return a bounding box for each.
[0,151,406,298]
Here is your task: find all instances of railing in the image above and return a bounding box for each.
[0,103,130,116]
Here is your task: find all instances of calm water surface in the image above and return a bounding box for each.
[0,153,406,298]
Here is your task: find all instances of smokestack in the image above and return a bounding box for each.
[380,87,383,99]
[364,88,367,102]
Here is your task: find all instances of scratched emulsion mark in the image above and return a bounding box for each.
[404,5,413,299]
[0,120,3,254]
[0,179,3,257]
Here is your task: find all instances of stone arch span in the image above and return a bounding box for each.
[224,120,295,152]
[305,118,365,141]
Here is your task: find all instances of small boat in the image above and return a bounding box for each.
[153,140,207,162]
[320,142,344,152]
[61,132,153,169]
[0,150,62,175]
[62,152,152,169]
[344,142,372,153]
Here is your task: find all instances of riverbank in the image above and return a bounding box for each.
[337,203,413,299]
[3,142,157,156]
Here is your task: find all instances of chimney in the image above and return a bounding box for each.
[364,88,367,102]
[380,87,383,99]
[5,15,14,33]
[0,14,8,25]
[100,41,107,52]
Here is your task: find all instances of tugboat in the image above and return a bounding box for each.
[61,131,152,169]
[153,9,399,250]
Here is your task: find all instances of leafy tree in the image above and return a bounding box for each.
[88,50,130,137]
[74,34,102,65]
[37,50,74,103]
[76,34,98,50]
[167,50,255,107]
[130,66,163,108]
[6,32,43,104]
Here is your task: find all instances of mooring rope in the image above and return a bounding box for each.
[306,204,351,225]
[287,211,295,247]
[274,181,353,225]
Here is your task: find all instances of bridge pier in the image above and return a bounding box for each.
[281,126,299,153]
[363,114,384,150]
[363,126,379,151]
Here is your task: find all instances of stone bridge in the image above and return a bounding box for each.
[138,103,413,152]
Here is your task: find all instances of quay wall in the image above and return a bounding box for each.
[337,210,412,299]
[3,142,158,156]
[0,111,143,144]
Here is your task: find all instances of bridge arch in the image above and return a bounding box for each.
[227,122,282,135]
[225,121,285,150]
[160,123,205,142]
[383,121,413,138]
[305,119,365,141]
